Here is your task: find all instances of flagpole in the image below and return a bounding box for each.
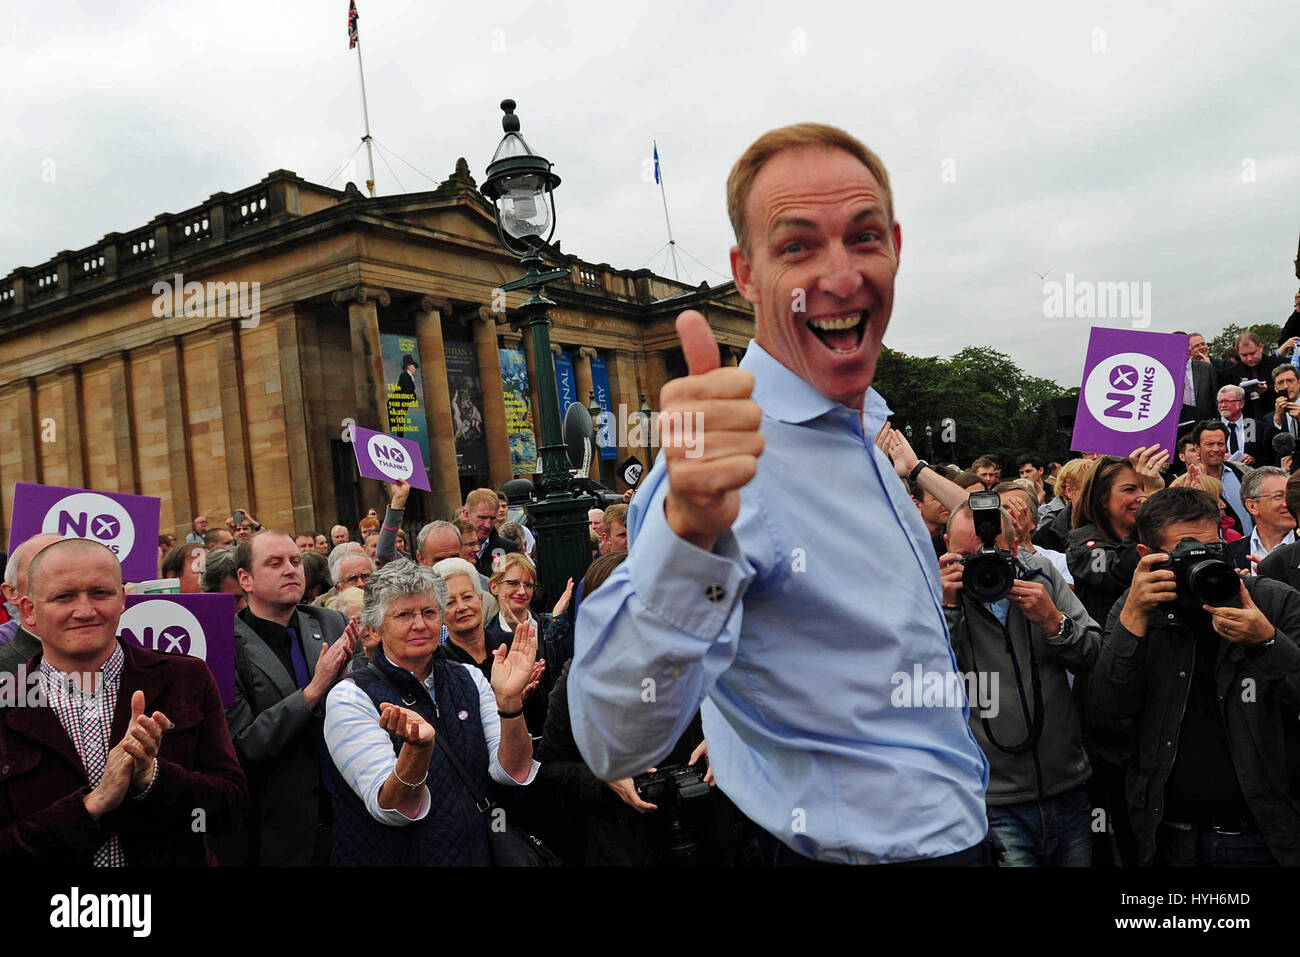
[654,140,679,281]
[355,37,377,197]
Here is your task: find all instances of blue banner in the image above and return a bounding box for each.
[590,353,616,460]
[554,350,577,413]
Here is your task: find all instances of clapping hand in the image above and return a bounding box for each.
[491,619,539,704]
[119,690,173,791]
[378,702,435,748]
[1129,445,1169,492]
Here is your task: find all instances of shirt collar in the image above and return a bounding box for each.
[39,640,125,693]
[741,339,893,430]
[1251,527,1296,556]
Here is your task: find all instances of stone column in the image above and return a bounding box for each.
[275,307,319,533]
[723,346,740,367]
[573,346,599,480]
[160,338,195,530]
[104,352,139,494]
[332,285,391,434]
[641,350,671,466]
[472,307,513,489]
[211,322,254,513]
[59,365,87,489]
[414,297,461,520]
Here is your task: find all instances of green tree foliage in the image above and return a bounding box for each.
[873,345,1075,469]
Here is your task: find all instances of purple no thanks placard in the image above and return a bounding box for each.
[8,483,161,582]
[119,593,237,708]
[1071,328,1188,457]
[350,424,431,490]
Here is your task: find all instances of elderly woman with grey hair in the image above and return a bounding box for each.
[322,559,539,865]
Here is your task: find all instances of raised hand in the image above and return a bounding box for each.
[388,479,411,510]
[1128,445,1169,491]
[661,310,764,552]
[378,702,435,748]
[491,619,539,704]
[304,633,356,707]
[118,689,174,791]
[938,551,965,607]
[1204,581,1276,645]
[551,578,575,618]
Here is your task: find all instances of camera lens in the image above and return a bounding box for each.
[1186,560,1239,606]
[963,553,1014,603]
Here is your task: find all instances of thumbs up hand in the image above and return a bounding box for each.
[660,311,765,552]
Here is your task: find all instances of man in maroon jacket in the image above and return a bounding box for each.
[0,538,246,865]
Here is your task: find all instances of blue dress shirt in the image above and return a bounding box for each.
[570,341,989,864]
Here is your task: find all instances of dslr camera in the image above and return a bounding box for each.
[961,491,1019,603]
[1158,537,1238,607]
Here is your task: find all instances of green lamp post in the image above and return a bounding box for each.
[481,98,593,606]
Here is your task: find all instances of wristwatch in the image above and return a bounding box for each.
[1050,613,1073,640]
[908,460,929,483]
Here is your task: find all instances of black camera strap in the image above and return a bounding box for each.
[963,598,1045,756]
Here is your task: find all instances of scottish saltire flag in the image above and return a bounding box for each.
[348,0,359,48]
[653,142,661,184]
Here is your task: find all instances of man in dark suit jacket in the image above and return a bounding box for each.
[222,530,354,866]
[1177,332,1219,427]
[1220,331,1285,421]
[0,538,246,865]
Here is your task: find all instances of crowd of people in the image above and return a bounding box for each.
[2,120,1298,869]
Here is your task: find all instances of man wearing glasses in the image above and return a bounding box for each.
[1216,385,1276,468]
[1236,467,1297,572]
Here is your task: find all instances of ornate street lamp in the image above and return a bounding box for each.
[638,393,653,466]
[482,99,593,607]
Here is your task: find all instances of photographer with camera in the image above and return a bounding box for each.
[1088,487,1300,866]
[939,493,1101,866]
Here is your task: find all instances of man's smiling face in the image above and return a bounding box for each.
[731,146,901,411]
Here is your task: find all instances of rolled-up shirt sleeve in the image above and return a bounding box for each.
[467,664,539,786]
[324,681,431,825]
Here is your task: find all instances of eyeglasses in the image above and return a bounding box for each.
[388,609,440,626]
[1248,492,1288,503]
[502,579,536,592]
[343,572,371,586]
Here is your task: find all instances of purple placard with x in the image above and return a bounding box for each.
[1070,328,1188,457]
[350,424,431,490]
[119,593,237,708]
[8,483,162,582]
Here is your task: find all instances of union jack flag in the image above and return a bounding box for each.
[348,0,359,49]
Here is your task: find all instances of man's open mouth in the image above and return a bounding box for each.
[808,311,867,354]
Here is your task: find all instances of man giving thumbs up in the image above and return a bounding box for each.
[570,124,990,866]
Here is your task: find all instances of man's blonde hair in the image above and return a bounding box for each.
[726,123,895,253]
[465,488,499,513]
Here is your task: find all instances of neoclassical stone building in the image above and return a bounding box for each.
[0,161,753,541]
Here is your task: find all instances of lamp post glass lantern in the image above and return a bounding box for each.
[482,98,592,605]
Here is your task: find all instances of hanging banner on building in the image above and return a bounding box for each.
[554,350,578,414]
[119,593,237,708]
[499,346,537,474]
[380,333,433,483]
[590,353,616,462]
[445,341,489,476]
[1071,327,1186,457]
[349,424,432,491]
[8,483,161,582]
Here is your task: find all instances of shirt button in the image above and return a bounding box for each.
[705,584,726,603]
[1166,740,1173,748]
[1178,671,1186,678]
[0,765,8,776]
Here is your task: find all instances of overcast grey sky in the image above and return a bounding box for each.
[3,0,1297,388]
